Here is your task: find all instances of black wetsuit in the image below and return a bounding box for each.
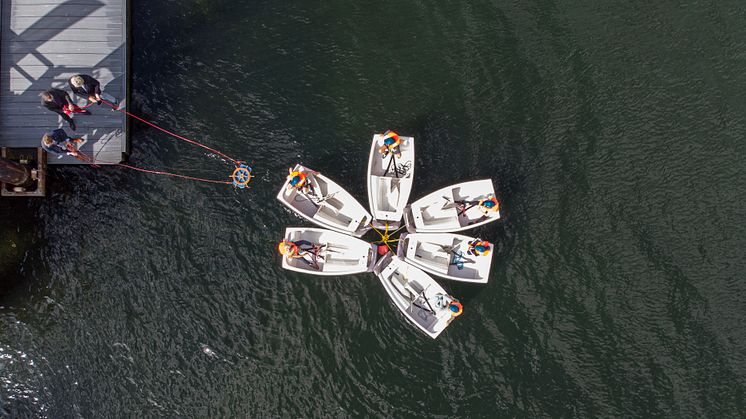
[41,89,74,125]
[69,75,102,100]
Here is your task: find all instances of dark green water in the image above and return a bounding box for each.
[2,0,746,416]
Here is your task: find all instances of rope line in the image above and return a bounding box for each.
[69,145,232,185]
[101,100,240,164]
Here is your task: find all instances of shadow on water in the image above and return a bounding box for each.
[0,200,41,297]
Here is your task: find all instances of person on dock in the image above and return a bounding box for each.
[68,74,118,107]
[40,89,90,131]
[40,129,82,158]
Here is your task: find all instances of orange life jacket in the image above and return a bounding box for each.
[278,240,299,257]
[479,195,500,213]
[469,240,492,256]
[378,130,402,154]
[449,300,463,317]
[287,170,307,188]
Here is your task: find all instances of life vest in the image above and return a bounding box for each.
[287,170,307,188]
[449,300,463,317]
[469,240,491,256]
[378,130,401,154]
[278,240,299,257]
[479,195,500,213]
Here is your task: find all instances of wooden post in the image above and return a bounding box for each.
[0,155,32,187]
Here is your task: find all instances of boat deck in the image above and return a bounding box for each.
[0,0,128,165]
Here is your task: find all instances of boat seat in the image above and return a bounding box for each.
[323,196,344,211]
[324,255,361,268]
[315,204,352,226]
[414,243,449,274]
[421,207,460,229]
[374,176,399,212]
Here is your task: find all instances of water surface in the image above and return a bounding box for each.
[2,0,745,416]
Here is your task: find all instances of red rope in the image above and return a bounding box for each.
[70,146,232,186]
[101,100,239,164]
[116,163,232,185]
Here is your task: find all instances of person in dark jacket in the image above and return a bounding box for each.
[40,89,90,131]
[40,129,81,156]
[69,74,118,107]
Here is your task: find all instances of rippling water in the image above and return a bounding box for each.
[2,0,746,416]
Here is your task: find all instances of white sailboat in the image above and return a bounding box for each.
[397,233,492,283]
[277,164,372,237]
[280,228,377,276]
[404,179,500,233]
[374,253,461,339]
[367,132,415,229]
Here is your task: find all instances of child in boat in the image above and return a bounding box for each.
[378,130,402,159]
[278,239,322,269]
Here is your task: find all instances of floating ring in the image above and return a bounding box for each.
[231,164,252,188]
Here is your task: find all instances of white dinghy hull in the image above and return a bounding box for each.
[374,253,458,339]
[397,233,492,283]
[277,164,372,237]
[281,228,377,276]
[367,134,415,230]
[404,179,500,233]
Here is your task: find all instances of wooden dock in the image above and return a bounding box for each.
[0,0,128,165]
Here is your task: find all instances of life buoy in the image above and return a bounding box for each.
[479,195,500,213]
[287,169,307,188]
[468,240,492,256]
[449,300,463,317]
[278,240,299,257]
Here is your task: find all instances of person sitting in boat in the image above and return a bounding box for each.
[41,129,82,157]
[377,130,402,159]
[449,300,463,317]
[69,74,119,107]
[286,168,315,195]
[467,239,492,257]
[278,239,321,268]
[478,195,500,214]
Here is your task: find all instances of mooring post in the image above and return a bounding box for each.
[0,156,33,187]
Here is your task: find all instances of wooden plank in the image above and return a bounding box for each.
[0,100,121,114]
[2,53,124,66]
[0,114,123,127]
[2,29,121,42]
[9,17,122,31]
[0,85,122,95]
[4,41,123,55]
[4,4,121,18]
[0,68,124,78]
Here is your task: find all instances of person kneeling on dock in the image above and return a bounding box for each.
[40,89,90,131]
[41,129,83,159]
[69,74,118,107]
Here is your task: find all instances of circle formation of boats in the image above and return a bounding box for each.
[276,132,501,339]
